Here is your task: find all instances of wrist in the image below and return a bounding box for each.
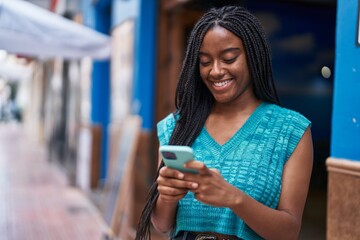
[227,187,245,210]
[152,195,178,233]
[155,195,179,216]
[158,194,180,206]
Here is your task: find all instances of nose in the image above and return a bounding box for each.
[209,61,225,79]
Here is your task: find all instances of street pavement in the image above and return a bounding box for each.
[0,123,108,240]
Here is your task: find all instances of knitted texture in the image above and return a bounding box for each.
[157,102,311,240]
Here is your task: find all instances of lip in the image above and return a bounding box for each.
[210,78,234,91]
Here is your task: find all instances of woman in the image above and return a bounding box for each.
[136,6,313,240]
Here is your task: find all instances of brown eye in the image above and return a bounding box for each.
[200,61,211,67]
[223,57,237,64]
[199,54,211,67]
[199,58,211,67]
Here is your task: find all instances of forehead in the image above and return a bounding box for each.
[200,25,244,51]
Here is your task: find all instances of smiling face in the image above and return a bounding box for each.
[199,25,256,106]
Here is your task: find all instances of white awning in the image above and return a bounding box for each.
[0,0,111,60]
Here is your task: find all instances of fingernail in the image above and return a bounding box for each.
[178,173,184,179]
[191,183,198,188]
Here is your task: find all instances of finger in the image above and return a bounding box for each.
[184,160,210,175]
[158,193,187,203]
[158,185,188,196]
[157,177,198,190]
[159,166,185,179]
[209,168,220,175]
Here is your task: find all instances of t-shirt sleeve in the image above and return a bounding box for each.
[285,111,311,161]
[157,113,176,146]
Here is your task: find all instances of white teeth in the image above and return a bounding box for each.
[213,80,231,87]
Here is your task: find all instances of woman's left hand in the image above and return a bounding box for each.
[183,160,242,208]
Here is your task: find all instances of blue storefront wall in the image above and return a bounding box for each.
[331,0,360,161]
[132,0,157,131]
[82,0,157,180]
[112,0,157,131]
[82,0,157,179]
[82,0,111,180]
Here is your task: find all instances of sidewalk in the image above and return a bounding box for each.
[0,123,108,240]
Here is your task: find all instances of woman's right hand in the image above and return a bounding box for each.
[151,161,198,233]
[157,166,199,203]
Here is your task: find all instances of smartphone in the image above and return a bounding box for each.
[159,145,198,173]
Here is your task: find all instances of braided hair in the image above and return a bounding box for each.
[135,6,280,239]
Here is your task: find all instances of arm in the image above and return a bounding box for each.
[230,128,313,239]
[151,155,198,233]
[185,127,313,239]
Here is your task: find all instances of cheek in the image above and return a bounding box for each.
[199,67,208,82]
[231,62,249,79]
[241,65,251,82]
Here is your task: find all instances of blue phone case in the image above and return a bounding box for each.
[159,145,198,173]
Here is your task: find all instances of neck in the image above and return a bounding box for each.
[212,97,262,117]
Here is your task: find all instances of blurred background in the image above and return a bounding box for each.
[0,0,359,239]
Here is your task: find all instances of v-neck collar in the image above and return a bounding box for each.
[200,102,269,155]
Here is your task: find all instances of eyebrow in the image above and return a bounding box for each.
[199,47,241,56]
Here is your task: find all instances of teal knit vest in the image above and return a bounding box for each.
[157,102,311,240]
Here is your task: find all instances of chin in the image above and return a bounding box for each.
[213,97,231,104]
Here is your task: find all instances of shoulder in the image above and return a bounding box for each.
[156,112,178,145]
[157,112,177,130]
[262,103,312,161]
[265,103,311,129]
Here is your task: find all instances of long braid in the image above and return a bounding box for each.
[135,6,279,240]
